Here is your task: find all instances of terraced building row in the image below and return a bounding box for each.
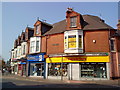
[10,8,120,80]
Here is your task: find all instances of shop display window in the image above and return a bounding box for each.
[80,63,107,78]
[30,63,44,76]
[48,63,68,76]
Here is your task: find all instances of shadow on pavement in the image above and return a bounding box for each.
[2,82,120,90]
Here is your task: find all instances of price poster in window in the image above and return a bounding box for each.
[64,36,67,49]
[79,35,82,48]
[68,35,76,48]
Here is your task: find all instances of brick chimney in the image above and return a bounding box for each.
[117,20,120,30]
[66,8,84,30]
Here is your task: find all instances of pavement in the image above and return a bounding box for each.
[1,74,120,87]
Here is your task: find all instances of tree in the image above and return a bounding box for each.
[0,56,6,69]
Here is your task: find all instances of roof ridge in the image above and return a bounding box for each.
[53,19,66,25]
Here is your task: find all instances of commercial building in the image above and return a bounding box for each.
[44,8,120,80]
[10,8,120,80]
[26,20,52,78]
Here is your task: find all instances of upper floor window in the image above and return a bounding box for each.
[11,52,14,59]
[68,35,76,48]
[70,16,77,27]
[19,47,21,56]
[25,32,28,40]
[15,50,17,58]
[30,37,41,53]
[36,41,39,52]
[110,39,116,51]
[79,35,82,48]
[36,25,40,34]
[64,30,83,53]
[30,41,35,52]
[23,45,26,55]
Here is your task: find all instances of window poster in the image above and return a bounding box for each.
[64,36,67,49]
[68,35,76,48]
[79,35,82,48]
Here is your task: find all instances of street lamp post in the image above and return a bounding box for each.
[61,55,63,80]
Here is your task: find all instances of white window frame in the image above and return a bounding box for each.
[110,38,116,52]
[36,25,40,34]
[30,37,41,53]
[36,40,39,52]
[64,30,83,53]
[70,16,77,27]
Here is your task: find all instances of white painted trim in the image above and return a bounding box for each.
[106,63,110,80]
[29,37,41,54]
[45,63,48,79]
[64,30,83,53]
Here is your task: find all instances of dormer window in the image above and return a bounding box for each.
[36,25,40,34]
[70,16,77,27]
[110,38,116,51]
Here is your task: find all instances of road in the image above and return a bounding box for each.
[1,78,120,89]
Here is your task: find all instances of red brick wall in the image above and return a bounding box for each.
[46,33,64,55]
[110,52,120,78]
[84,30,110,52]
[27,40,30,54]
[41,36,46,53]
[66,10,83,30]
[116,37,120,52]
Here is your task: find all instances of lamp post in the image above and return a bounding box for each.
[61,55,63,80]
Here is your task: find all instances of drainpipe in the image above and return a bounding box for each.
[108,29,113,80]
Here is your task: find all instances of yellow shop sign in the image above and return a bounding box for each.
[46,56,109,63]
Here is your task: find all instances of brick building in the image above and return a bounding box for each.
[10,8,120,80]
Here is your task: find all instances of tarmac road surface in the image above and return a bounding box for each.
[1,78,120,89]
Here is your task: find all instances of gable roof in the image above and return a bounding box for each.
[82,15,114,30]
[34,20,52,27]
[44,20,66,35]
[44,14,114,35]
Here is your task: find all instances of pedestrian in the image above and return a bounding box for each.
[8,68,12,74]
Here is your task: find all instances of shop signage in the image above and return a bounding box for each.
[27,53,45,61]
[20,62,26,64]
[67,57,86,61]
[46,56,109,63]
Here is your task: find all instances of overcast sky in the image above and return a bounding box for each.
[1,1,119,62]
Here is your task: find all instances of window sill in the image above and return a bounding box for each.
[70,26,77,28]
[111,51,116,52]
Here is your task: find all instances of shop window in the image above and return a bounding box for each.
[70,16,77,27]
[110,39,115,51]
[36,41,39,52]
[68,35,76,48]
[48,63,68,77]
[80,63,107,78]
[30,63,44,76]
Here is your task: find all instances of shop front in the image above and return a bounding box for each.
[46,54,110,80]
[27,53,46,78]
[19,62,27,76]
[17,64,22,75]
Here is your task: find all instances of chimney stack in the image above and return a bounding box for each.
[67,7,73,13]
[117,20,120,30]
